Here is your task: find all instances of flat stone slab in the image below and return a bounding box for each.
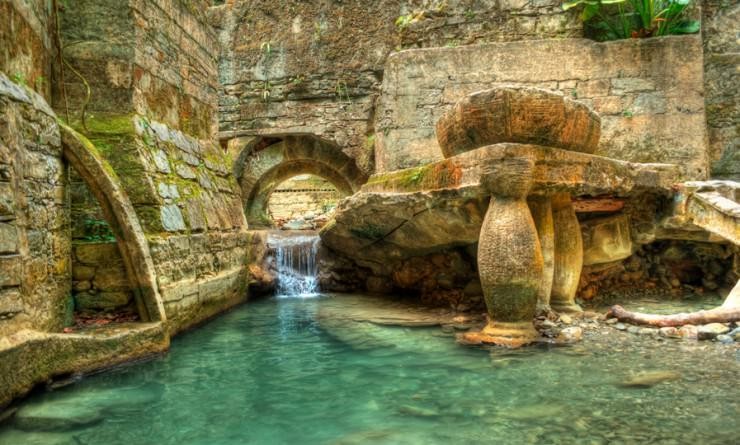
[321,143,678,270]
[659,180,740,245]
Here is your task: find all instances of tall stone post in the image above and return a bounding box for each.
[551,192,584,313]
[528,196,555,314]
[474,157,543,347]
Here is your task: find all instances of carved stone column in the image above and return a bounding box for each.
[551,192,583,313]
[473,157,543,347]
[528,196,554,314]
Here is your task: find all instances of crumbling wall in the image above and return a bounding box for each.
[210,0,579,175]
[0,0,55,101]
[374,37,708,179]
[57,0,249,333]
[0,74,70,337]
[702,0,739,180]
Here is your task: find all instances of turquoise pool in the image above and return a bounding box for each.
[1,294,738,445]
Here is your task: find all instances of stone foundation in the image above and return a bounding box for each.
[72,242,135,313]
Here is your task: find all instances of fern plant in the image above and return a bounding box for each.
[563,0,699,40]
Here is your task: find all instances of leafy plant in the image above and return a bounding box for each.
[260,41,272,58]
[11,72,27,86]
[260,80,271,102]
[83,217,116,242]
[335,80,350,103]
[562,0,699,40]
[395,11,423,30]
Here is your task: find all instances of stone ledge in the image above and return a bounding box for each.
[0,323,169,411]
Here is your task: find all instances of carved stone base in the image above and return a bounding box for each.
[462,321,538,348]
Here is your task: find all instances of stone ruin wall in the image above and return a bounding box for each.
[0,73,69,337]
[0,0,737,335]
[213,0,736,180]
[0,0,55,102]
[210,0,581,176]
[374,37,708,179]
[702,0,739,180]
[55,0,250,333]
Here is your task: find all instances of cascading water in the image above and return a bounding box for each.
[269,232,321,297]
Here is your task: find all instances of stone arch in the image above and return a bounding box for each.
[60,124,167,323]
[233,135,367,227]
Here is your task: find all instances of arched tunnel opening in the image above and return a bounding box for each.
[266,174,342,230]
[232,134,367,230]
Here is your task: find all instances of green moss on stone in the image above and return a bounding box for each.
[350,224,386,241]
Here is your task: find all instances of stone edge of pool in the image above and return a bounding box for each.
[0,323,170,415]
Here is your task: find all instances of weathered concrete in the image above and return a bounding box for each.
[375,37,708,179]
[702,0,739,180]
[212,1,580,175]
[0,324,169,410]
[660,181,740,245]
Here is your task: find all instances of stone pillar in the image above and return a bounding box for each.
[551,192,583,313]
[474,157,543,347]
[528,196,554,314]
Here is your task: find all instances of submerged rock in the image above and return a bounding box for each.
[715,334,734,344]
[659,327,680,338]
[619,371,682,388]
[397,404,440,418]
[678,325,698,339]
[697,323,730,340]
[556,326,583,344]
[14,400,104,432]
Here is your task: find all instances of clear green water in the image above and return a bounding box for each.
[1,294,738,445]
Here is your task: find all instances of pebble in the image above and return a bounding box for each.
[540,320,557,329]
[619,370,682,388]
[728,327,740,341]
[627,326,641,334]
[559,314,573,325]
[638,328,657,336]
[678,325,698,340]
[556,326,583,344]
[659,327,680,338]
[605,318,618,325]
[715,334,734,344]
[697,323,730,340]
[615,323,627,331]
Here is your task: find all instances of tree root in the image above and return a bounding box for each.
[607,305,740,327]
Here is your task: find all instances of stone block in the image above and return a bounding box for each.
[0,255,21,287]
[72,265,96,281]
[0,287,23,316]
[92,265,131,291]
[0,222,18,254]
[74,243,120,265]
[581,214,632,266]
[160,204,186,232]
[153,149,171,173]
[75,291,132,311]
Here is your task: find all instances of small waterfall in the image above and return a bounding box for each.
[269,232,321,297]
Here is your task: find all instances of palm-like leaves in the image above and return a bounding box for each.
[562,0,699,40]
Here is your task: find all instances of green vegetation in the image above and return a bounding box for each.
[350,224,386,241]
[82,217,116,242]
[562,0,700,40]
[11,72,26,86]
